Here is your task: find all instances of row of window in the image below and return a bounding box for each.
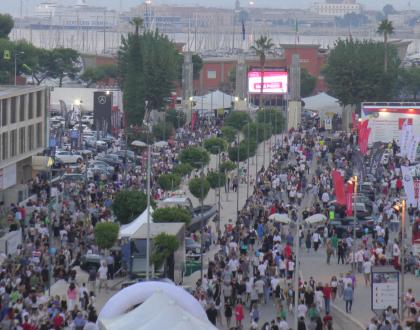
[0,91,44,127]
[0,123,43,161]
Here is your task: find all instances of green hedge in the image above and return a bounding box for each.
[153,207,191,224]
[157,173,181,191]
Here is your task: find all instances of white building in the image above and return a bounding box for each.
[0,86,49,205]
[312,1,362,17]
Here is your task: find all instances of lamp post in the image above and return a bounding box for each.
[352,175,358,275]
[189,96,194,126]
[236,134,240,222]
[293,214,301,330]
[246,98,250,199]
[400,199,406,322]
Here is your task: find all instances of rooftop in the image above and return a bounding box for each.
[0,85,47,98]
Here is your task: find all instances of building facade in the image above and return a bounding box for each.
[312,1,362,17]
[0,86,49,205]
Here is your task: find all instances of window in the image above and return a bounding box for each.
[1,99,7,126]
[28,93,33,119]
[19,127,25,154]
[36,122,42,148]
[1,132,7,160]
[207,70,217,79]
[36,91,42,117]
[28,125,34,151]
[10,129,17,157]
[20,95,25,122]
[10,97,16,124]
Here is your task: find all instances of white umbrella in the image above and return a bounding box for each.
[131,140,147,147]
[268,213,291,224]
[154,141,168,148]
[305,213,327,225]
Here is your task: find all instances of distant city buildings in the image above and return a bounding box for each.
[312,0,362,17]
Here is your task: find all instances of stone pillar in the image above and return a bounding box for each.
[182,52,193,122]
[235,52,247,100]
[287,54,301,130]
[342,104,356,132]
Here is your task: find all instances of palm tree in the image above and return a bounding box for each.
[130,17,144,35]
[250,36,275,168]
[377,19,394,73]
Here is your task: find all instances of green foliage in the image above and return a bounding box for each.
[166,109,186,129]
[323,39,399,105]
[256,109,284,135]
[151,233,180,270]
[173,163,193,177]
[228,139,255,162]
[179,147,210,169]
[224,111,251,130]
[192,54,203,80]
[206,171,226,189]
[157,173,181,191]
[48,48,81,87]
[219,160,236,173]
[188,177,211,201]
[153,207,191,224]
[203,137,227,154]
[399,66,420,100]
[301,68,317,98]
[0,14,14,39]
[81,64,118,87]
[94,222,119,250]
[111,190,151,224]
[152,120,174,141]
[221,126,237,143]
[119,28,180,126]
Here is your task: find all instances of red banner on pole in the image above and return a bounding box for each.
[346,181,354,216]
[332,170,346,206]
[191,111,198,130]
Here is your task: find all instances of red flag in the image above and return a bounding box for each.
[191,111,197,130]
[359,120,370,155]
[332,170,346,205]
[346,181,354,216]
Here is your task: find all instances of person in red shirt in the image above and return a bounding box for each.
[323,311,333,329]
[234,299,244,327]
[323,283,332,314]
[396,177,402,194]
[22,315,36,330]
[284,243,292,259]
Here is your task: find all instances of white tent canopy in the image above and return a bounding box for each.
[119,207,154,239]
[192,90,233,112]
[303,92,342,120]
[99,291,217,330]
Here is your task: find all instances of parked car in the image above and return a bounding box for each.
[96,154,123,167]
[327,218,364,238]
[80,253,102,271]
[82,115,94,126]
[185,237,201,254]
[55,150,83,164]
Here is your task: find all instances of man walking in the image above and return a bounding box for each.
[343,284,353,313]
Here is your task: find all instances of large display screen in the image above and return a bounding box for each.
[248,70,288,94]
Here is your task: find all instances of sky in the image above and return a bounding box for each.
[2,0,420,16]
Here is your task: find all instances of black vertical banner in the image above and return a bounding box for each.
[93,92,113,134]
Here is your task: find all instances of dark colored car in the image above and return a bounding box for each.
[80,253,103,271]
[96,154,123,167]
[328,218,364,239]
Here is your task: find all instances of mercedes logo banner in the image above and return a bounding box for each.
[94,91,113,134]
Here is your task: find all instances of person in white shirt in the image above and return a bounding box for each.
[98,262,108,292]
[392,239,400,269]
[297,300,308,318]
[363,259,372,287]
[312,232,321,251]
[278,318,289,330]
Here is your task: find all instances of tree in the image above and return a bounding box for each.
[377,19,394,73]
[0,14,13,39]
[165,109,186,129]
[94,222,119,250]
[323,39,399,106]
[256,109,284,135]
[221,126,237,143]
[228,140,256,162]
[111,190,150,224]
[250,36,275,109]
[179,147,210,169]
[49,48,81,87]
[203,137,227,154]
[157,173,181,191]
[301,68,317,97]
[219,160,236,174]
[153,207,191,224]
[188,177,210,201]
[207,170,226,189]
[224,111,251,130]
[173,163,193,177]
[80,64,119,87]
[152,120,174,141]
[151,233,180,272]
[383,4,397,17]
[192,54,203,80]
[399,66,420,100]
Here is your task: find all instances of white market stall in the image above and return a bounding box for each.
[302,92,342,121]
[119,207,154,239]
[192,90,233,114]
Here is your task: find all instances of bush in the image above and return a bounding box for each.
[243,139,257,156]
[228,139,256,162]
[165,109,186,129]
[157,173,181,191]
[151,233,180,270]
[173,163,193,177]
[152,120,174,141]
[256,109,284,134]
[203,137,227,154]
[179,147,210,169]
[224,111,251,130]
[219,160,236,173]
[188,177,210,201]
[221,126,237,143]
[153,207,191,224]
[206,171,226,189]
[94,222,119,250]
[112,190,150,224]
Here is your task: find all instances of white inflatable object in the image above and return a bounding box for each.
[98,281,207,321]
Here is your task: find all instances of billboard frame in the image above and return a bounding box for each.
[371,266,399,313]
[247,67,288,95]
